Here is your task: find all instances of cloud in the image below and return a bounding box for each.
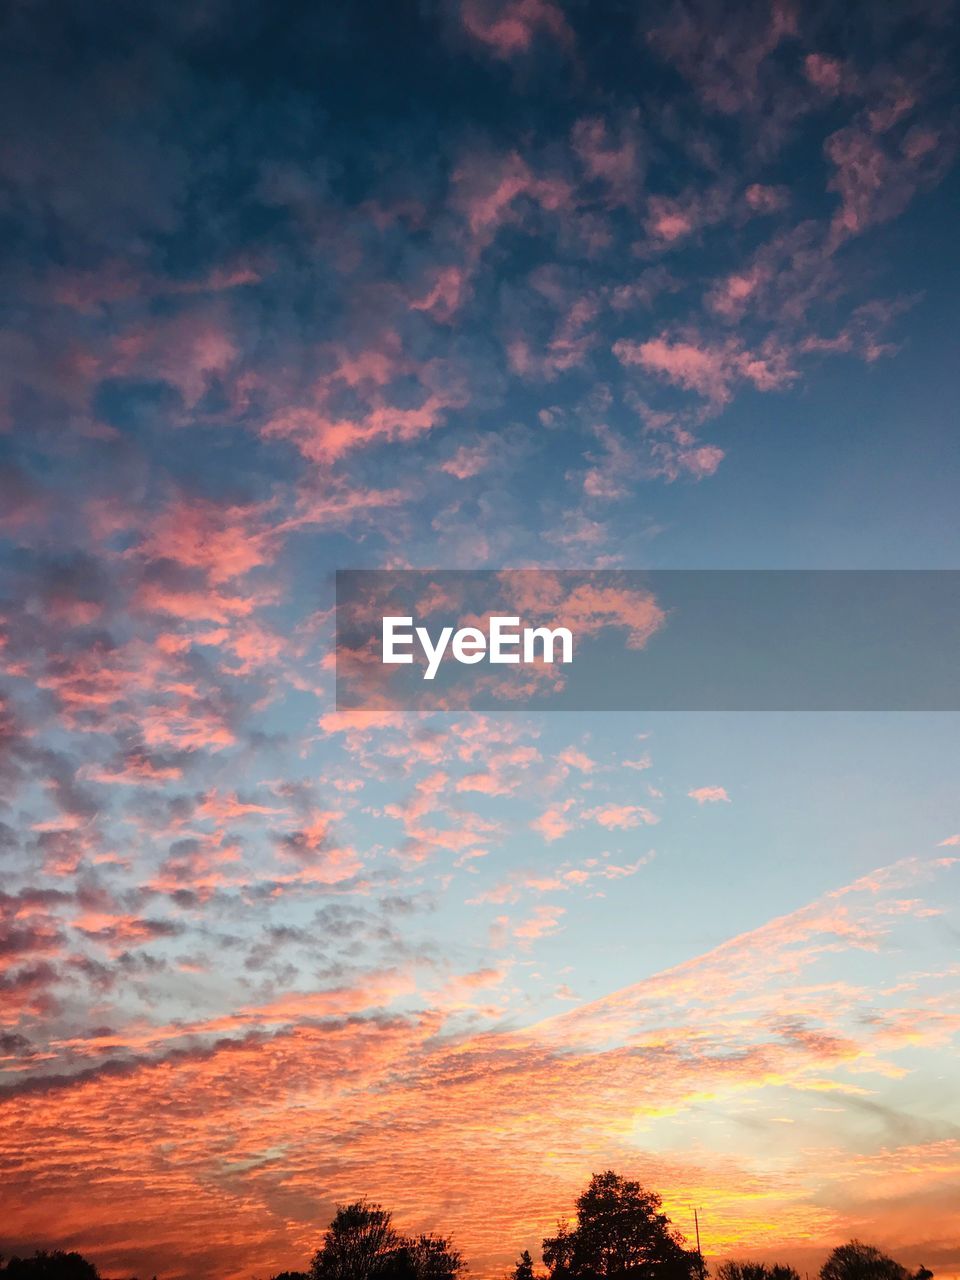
[440,439,499,480]
[512,902,566,941]
[262,343,468,464]
[1,858,957,1280]
[571,114,643,207]
[460,0,574,60]
[646,0,797,118]
[132,497,279,584]
[410,266,470,321]
[557,746,595,773]
[530,800,576,843]
[688,785,730,804]
[583,803,660,830]
[614,333,797,407]
[0,6,958,1278]
[825,118,948,240]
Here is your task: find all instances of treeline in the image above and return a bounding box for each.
[504,1174,933,1280]
[0,1170,935,1280]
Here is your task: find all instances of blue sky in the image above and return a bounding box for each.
[1,2,959,1278]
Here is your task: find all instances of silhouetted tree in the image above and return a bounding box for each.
[272,1272,311,1280]
[514,1251,536,1280]
[311,1202,401,1280]
[310,1202,463,1280]
[382,1237,463,1280]
[717,1262,800,1280]
[820,1243,927,1280]
[542,1223,575,1280]
[541,1171,700,1280]
[0,1253,100,1280]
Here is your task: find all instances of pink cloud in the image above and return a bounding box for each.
[262,337,467,464]
[744,183,789,214]
[531,799,575,843]
[571,114,642,206]
[456,770,517,796]
[441,439,497,479]
[82,754,184,786]
[582,426,634,499]
[634,182,737,256]
[196,790,286,821]
[508,294,600,380]
[583,803,659,830]
[803,53,851,98]
[410,265,470,321]
[284,478,409,531]
[614,332,796,406]
[99,312,240,408]
[623,753,652,771]
[265,393,460,465]
[133,497,277,584]
[683,442,725,477]
[426,965,508,1011]
[513,903,566,941]
[455,745,540,797]
[824,118,947,240]
[500,572,666,651]
[52,256,264,314]
[705,262,774,320]
[135,581,261,624]
[460,0,574,60]
[647,0,797,116]
[645,197,695,245]
[557,746,595,773]
[688,785,730,804]
[451,150,573,247]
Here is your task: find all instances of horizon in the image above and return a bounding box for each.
[0,1176,940,1280]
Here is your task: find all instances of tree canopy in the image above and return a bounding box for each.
[309,1201,462,1280]
[820,1242,929,1280]
[514,1251,536,1280]
[0,1254,100,1280]
[716,1262,800,1280]
[541,1170,701,1280]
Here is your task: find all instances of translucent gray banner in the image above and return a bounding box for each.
[335,570,960,711]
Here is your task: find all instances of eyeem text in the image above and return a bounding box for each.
[382,616,574,681]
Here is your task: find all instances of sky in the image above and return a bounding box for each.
[1,1,959,1279]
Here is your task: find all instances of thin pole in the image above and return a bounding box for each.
[694,1207,705,1280]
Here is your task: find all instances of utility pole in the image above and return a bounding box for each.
[694,1207,705,1280]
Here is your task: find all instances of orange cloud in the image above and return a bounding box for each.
[2,859,958,1280]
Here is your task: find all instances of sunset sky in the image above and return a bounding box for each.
[1,2,959,1279]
